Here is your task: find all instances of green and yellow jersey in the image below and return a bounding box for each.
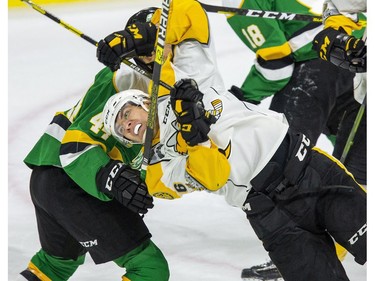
[223,0,366,102]
[24,66,149,200]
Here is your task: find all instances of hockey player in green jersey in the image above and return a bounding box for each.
[222,0,366,189]
[313,0,367,193]
[222,0,366,278]
[19,8,170,281]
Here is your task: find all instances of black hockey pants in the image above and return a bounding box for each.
[270,59,366,185]
[244,131,366,281]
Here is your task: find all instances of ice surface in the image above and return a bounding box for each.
[8,0,369,280]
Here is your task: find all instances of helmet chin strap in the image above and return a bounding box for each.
[142,130,147,144]
[141,102,149,113]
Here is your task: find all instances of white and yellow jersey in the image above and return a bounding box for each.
[326,0,366,14]
[139,0,289,207]
[323,0,366,34]
[145,87,289,207]
[151,0,227,96]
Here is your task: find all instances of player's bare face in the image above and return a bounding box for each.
[115,104,148,143]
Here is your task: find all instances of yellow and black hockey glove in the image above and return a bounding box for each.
[97,22,157,71]
[96,161,154,214]
[313,27,366,73]
[170,79,217,146]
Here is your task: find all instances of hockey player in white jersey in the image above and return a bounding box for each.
[97,0,366,280]
[102,77,366,281]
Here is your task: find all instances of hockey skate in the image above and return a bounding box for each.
[241,260,283,281]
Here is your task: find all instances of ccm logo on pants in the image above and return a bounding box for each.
[349,223,367,245]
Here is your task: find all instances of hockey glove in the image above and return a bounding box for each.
[97,22,157,71]
[96,161,154,214]
[313,27,366,73]
[228,85,260,105]
[170,79,217,146]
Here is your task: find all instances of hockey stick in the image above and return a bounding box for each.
[340,95,366,163]
[198,1,322,22]
[19,0,172,91]
[340,29,367,164]
[140,0,171,180]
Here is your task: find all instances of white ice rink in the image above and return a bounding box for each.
[7,0,370,280]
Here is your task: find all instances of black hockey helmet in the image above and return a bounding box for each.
[125,7,159,73]
[126,7,158,28]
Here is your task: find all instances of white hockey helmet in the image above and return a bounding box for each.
[103,89,149,148]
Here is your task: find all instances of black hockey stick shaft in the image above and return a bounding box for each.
[198,1,322,22]
[340,95,366,163]
[20,0,172,91]
[141,0,171,179]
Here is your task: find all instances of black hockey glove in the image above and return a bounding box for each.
[96,161,154,214]
[97,22,157,71]
[170,79,217,146]
[313,27,366,73]
[228,85,245,101]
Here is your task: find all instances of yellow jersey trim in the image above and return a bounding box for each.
[62,130,107,151]
[28,262,52,281]
[325,15,364,35]
[256,42,292,60]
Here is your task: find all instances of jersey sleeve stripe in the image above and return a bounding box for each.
[254,60,294,81]
[288,25,323,52]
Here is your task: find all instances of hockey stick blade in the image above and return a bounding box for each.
[199,1,322,22]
